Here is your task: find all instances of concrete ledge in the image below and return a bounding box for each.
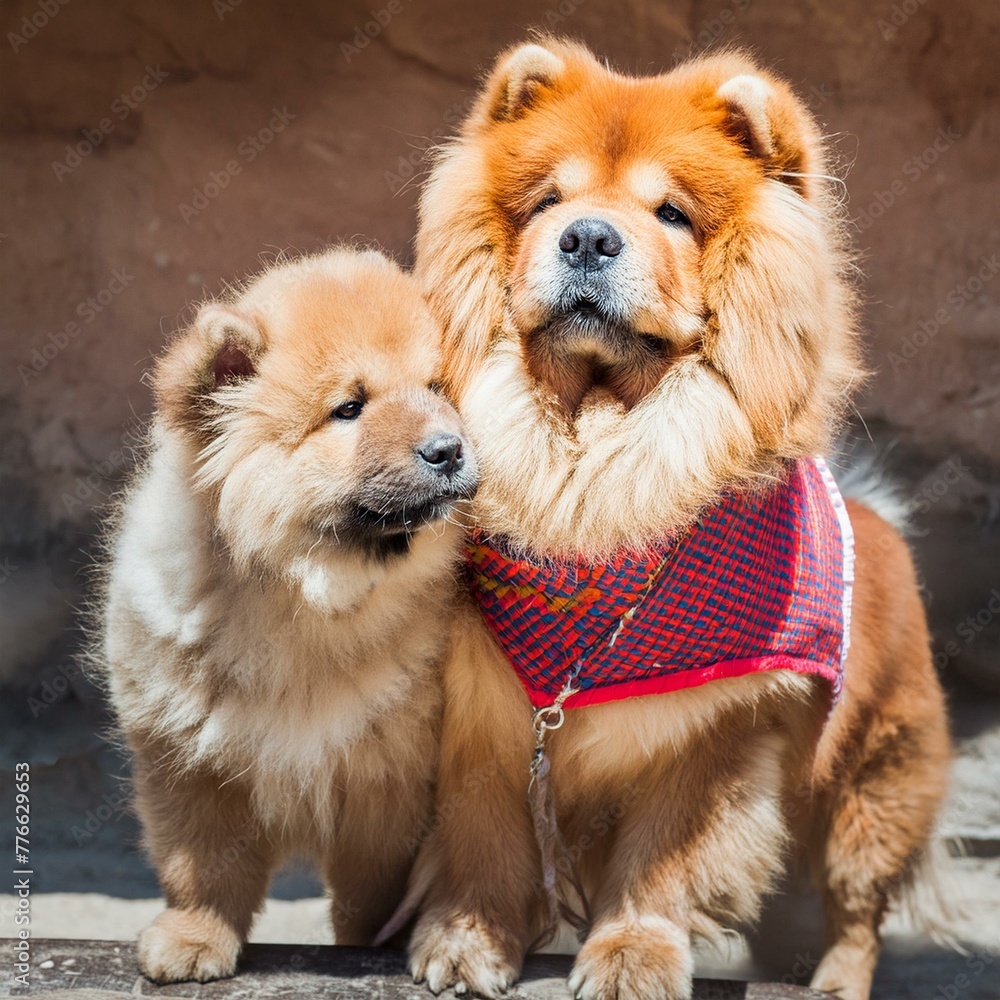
[5,939,835,998]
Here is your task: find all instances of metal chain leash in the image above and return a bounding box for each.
[526,547,675,948]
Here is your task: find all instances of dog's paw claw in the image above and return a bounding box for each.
[569,915,693,1000]
[138,908,241,984]
[410,908,519,998]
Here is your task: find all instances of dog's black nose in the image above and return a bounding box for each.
[417,433,465,475]
[558,218,623,269]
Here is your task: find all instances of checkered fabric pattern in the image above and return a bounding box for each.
[466,457,853,709]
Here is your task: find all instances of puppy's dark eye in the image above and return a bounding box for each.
[428,381,443,394]
[656,202,690,227]
[331,400,364,421]
[532,192,560,215]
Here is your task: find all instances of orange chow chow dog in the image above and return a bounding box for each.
[401,39,952,1000]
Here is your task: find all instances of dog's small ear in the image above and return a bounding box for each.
[716,72,821,193]
[154,303,265,432]
[482,42,567,122]
[717,75,776,159]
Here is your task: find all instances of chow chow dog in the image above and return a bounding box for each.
[402,39,951,1000]
[100,249,478,983]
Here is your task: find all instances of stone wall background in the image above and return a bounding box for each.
[1,0,997,699]
[1,8,999,991]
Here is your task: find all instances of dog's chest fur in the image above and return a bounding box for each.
[103,448,449,839]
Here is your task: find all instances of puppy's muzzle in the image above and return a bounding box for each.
[417,433,466,478]
[347,425,479,545]
[413,428,478,502]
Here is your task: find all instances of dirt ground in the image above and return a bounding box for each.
[1,862,999,999]
[1,671,998,999]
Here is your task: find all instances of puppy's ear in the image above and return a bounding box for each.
[153,303,265,433]
[716,72,821,194]
[481,42,567,122]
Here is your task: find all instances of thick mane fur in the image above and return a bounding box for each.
[415,41,863,559]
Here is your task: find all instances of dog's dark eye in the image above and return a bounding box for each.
[428,381,443,394]
[656,202,690,227]
[331,400,364,421]
[532,192,560,215]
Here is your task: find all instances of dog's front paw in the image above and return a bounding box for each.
[568,915,694,1000]
[410,906,521,997]
[810,949,872,1000]
[138,907,241,984]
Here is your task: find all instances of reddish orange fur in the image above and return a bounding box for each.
[406,39,952,1000]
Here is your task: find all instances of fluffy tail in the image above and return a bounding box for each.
[897,837,969,954]
[830,442,912,534]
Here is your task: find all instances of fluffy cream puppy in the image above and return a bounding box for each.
[100,249,478,983]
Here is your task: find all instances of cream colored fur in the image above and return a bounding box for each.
[100,248,474,983]
[105,423,457,829]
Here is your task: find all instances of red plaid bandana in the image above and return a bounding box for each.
[467,457,854,710]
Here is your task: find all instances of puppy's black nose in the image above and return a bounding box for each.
[559,218,623,269]
[417,433,465,475]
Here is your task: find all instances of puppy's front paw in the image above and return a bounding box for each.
[568,915,694,1000]
[410,906,521,997]
[811,950,871,1000]
[138,907,241,983]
